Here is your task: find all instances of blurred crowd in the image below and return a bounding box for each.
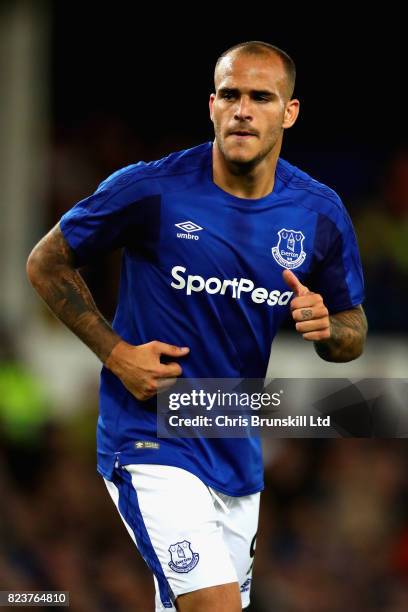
[353,149,408,332]
[257,440,408,611]
[1,407,408,611]
[0,409,155,612]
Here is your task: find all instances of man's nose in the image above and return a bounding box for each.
[234,96,253,121]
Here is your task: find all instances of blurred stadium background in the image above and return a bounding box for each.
[0,2,407,611]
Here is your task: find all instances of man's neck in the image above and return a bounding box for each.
[212,141,280,200]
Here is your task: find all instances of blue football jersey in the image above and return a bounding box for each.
[59,142,364,496]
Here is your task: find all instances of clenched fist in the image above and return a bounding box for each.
[283,269,330,342]
[105,340,190,401]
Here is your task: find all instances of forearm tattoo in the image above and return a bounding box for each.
[27,225,121,363]
[314,306,368,362]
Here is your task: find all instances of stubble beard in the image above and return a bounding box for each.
[216,130,279,176]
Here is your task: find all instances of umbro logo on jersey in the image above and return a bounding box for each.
[175,221,203,240]
[134,441,160,450]
[175,221,202,233]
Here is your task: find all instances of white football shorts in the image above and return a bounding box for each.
[104,464,260,611]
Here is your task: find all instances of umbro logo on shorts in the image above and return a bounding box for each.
[240,578,252,593]
[175,221,203,240]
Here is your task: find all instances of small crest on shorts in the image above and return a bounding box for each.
[168,540,199,573]
[272,228,306,269]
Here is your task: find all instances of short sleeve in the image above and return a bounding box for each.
[59,163,157,265]
[308,204,365,314]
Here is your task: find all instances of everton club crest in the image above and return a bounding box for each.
[168,540,199,573]
[272,228,306,269]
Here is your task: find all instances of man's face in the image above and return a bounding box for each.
[210,52,298,168]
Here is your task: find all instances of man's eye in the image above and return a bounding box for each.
[221,92,234,100]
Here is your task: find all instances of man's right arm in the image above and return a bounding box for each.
[26,224,189,399]
[26,223,121,363]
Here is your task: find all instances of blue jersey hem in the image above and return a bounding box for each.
[328,298,364,315]
[98,457,264,497]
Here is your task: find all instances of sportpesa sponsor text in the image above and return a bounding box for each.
[170,266,293,306]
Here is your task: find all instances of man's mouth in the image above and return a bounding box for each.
[228,130,256,140]
[229,130,257,139]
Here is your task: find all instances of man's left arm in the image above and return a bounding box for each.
[313,305,367,362]
[283,269,368,363]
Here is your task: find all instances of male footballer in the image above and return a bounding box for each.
[27,41,367,611]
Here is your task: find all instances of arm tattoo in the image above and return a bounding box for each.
[26,224,121,363]
[314,306,368,363]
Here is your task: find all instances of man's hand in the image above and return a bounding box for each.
[282,269,367,362]
[282,269,330,342]
[105,340,190,401]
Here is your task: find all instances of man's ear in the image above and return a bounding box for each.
[209,93,216,122]
[283,98,300,129]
